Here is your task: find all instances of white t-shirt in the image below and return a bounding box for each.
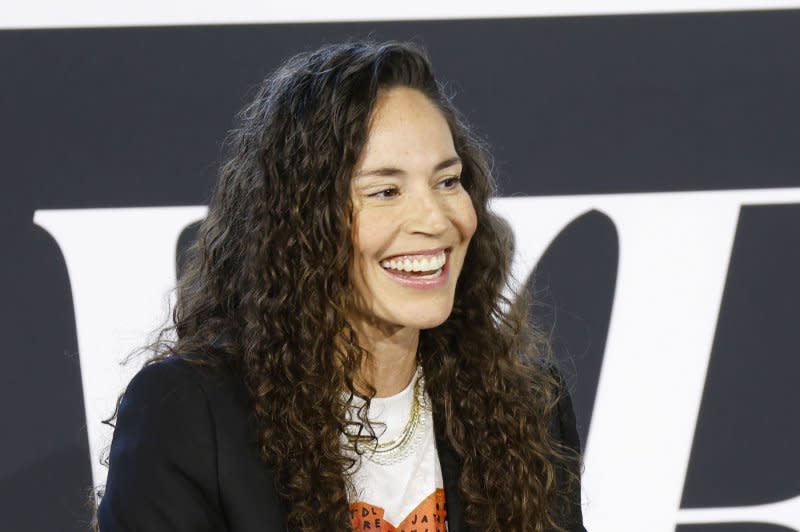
[346,368,448,531]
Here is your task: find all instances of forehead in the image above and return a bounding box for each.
[356,87,457,169]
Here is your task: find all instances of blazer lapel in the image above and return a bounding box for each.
[434,421,467,532]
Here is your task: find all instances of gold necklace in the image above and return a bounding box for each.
[345,367,430,465]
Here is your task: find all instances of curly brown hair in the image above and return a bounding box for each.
[97,40,580,531]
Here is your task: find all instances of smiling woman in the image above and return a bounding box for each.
[93,41,585,532]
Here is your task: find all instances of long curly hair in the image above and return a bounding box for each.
[98,40,580,531]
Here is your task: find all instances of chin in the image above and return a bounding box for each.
[394,307,454,330]
[419,319,450,330]
[406,318,447,330]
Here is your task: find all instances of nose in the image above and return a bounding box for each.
[404,187,449,236]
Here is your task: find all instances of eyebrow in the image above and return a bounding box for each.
[354,156,462,179]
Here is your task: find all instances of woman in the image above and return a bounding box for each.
[96,40,585,531]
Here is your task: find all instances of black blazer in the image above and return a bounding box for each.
[98,356,586,531]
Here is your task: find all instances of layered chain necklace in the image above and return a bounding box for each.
[345,366,431,466]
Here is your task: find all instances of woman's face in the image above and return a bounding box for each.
[349,87,478,334]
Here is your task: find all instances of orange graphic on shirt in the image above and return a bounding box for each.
[350,488,447,531]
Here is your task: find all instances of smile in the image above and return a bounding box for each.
[378,249,450,288]
[380,250,446,273]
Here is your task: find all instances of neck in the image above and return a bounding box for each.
[354,323,420,398]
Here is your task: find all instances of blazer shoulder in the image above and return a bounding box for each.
[529,359,579,452]
[125,353,245,407]
[99,355,228,530]
[534,360,587,531]
[123,355,208,403]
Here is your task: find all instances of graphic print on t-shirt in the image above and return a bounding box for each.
[350,487,447,531]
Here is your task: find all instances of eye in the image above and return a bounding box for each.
[368,186,400,199]
[438,175,462,190]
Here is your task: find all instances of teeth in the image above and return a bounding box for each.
[380,251,447,272]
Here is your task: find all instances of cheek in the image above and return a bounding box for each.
[349,212,369,286]
[456,196,479,240]
[353,210,388,265]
